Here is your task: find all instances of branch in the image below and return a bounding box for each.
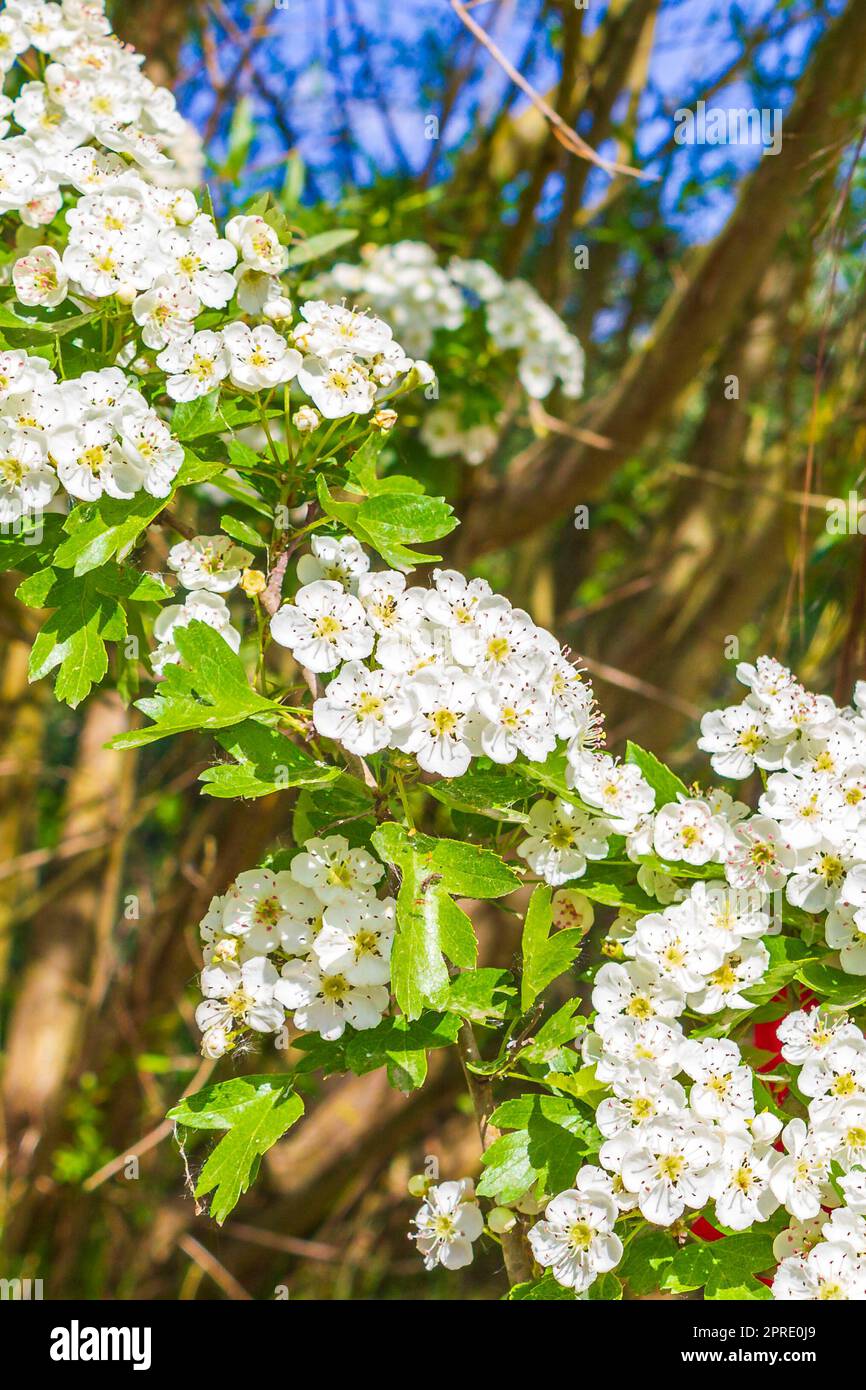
[456,1020,533,1288]
[456,0,866,559]
[449,0,654,183]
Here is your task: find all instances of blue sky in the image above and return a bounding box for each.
[177,0,846,242]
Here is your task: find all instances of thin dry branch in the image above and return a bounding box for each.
[449,0,654,183]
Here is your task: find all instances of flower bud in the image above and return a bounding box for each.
[240,568,267,597]
[371,407,398,433]
[293,405,320,433]
[487,1206,516,1234]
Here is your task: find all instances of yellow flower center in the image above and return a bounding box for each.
[314,614,343,640]
[428,708,458,737]
[626,995,653,1020]
[356,691,384,721]
[657,1154,685,1183]
[568,1221,594,1252]
[486,636,510,663]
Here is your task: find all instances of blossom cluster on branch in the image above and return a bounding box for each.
[4,3,866,1305]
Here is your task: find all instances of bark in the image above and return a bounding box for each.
[456,0,866,559]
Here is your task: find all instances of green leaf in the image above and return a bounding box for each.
[520,883,586,1010]
[18,562,167,709]
[171,390,223,442]
[625,741,688,808]
[477,1093,599,1202]
[0,301,99,337]
[618,1227,677,1296]
[344,433,423,497]
[520,747,572,799]
[438,893,478,969]
[372,827,451,1018]
[168,1074,287,1130]
[200,720,338,799]
[281,151,305,210]
[343,1012,461,1091]
[740,935,814,1006]
[285,228,358,268]
[219,513,264,549]
[223,97,255,179]
[375,825,520,899]
[316,476,457,572]
[111,621,277,749]
[521,999,588,1067]
[292,775,375,847]
[574,861,658,912]
[426,764,532,824]
[587,1271,623,1300]
[53,492,168,576]
[660,1232,774,1300]
[796,960,866,1010]
[176,1078,304,1225]
[507,1271,576,1301]
[446,968,516,1022]
[371,823,520,1018]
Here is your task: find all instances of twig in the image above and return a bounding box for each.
[456,1020,533,1288]
[579,655,702,721]
[83,1058,215,1190]
[220,1221,343,1263]
[261,549,289,617]
[178,1234,253,1300]
[449,0,654,183]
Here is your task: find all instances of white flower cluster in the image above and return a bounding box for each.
[769,1009,866,1298]
[0,354,184,519]
[515,766,777,1004]
[0,0,198,235]
[525,1004,866,1298]
[700,657,866,972]
[409,1179,484,1271]
[309,239,584,409]
[269,537,599,779]
[1,13,424,430]
[154,300,421,419]
[195,835,394,1058]
[773,1202,866,1300]
[151,534,254,675]
[419,406,499,468]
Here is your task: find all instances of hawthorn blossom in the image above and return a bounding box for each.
[393,666,479,778]
[290,835,384,906]
[528,1173,623,1293]
[652,796,727,866]
[613,1118,724,1226]
[774,1242,866,1300]
[567,752,655,834]
[517,797,610,887]
[714,1131,780,1231]
[724,815,796,897]
[296,353,377,418]
[270,580,375,674]
[157,329,230,401]
[275,955,388,1039]
[312,661,411,755]
[222,321,301,391]
[409,1180,484,1271]
[12,244,68,306]
[314,896,396,985]
[0,426,57,521]
[296,534,370,588]
[167,535,254,593]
